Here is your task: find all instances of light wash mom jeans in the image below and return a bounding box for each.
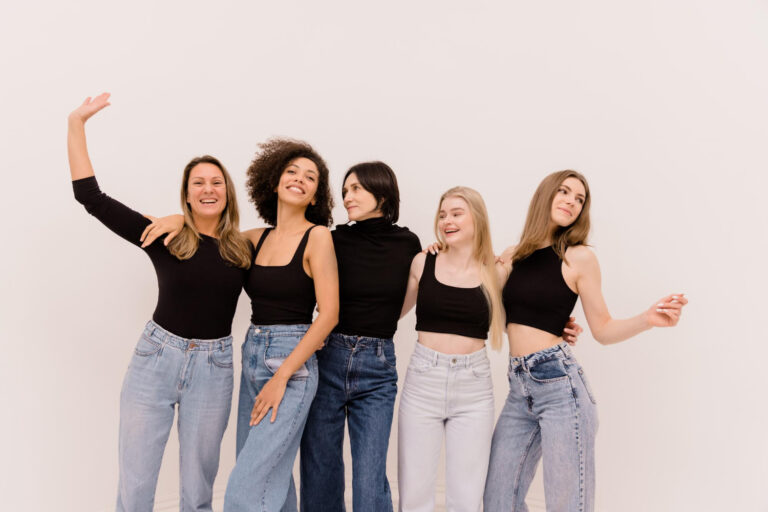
[118,320,234,512]
[224,324,319,512]
[484,342,598,512]
[398,342,495,512]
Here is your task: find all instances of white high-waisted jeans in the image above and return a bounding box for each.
[397,342,495,512]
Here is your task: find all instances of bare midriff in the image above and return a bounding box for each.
[417,331,486,355]
[507,323,561,357]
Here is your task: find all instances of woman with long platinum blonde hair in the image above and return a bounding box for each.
[396,186,505,512]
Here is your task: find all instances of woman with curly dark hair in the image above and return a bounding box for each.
[143,138,339,511]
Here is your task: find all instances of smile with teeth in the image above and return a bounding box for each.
[287,185,305,194]
[444,228,459,234]
[200,199,218,204]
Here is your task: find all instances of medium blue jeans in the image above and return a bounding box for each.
[224,324,319,512]
[117,320,234,512]
[484,342,598,512]
[299,333,398,512]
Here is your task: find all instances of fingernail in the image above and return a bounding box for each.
[656,308,665,313]
[657,303,664,307]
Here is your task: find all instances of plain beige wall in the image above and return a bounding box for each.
[2,1,767,510]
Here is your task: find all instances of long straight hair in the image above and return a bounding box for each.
[434,186,505,350]
[167,155,252,269]
[513,170,591,265]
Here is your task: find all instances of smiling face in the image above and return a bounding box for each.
[186,162,227,220]
[277,157,319,207]
[342,172,382,222]
[550,176,586,228]
[438,195,475,247]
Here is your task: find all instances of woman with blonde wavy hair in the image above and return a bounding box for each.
[68,93,251,512]
[396,186,505,511]
[484,170,687,512]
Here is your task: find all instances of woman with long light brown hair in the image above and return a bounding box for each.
[483,170,688,512]
[68,93,251,512]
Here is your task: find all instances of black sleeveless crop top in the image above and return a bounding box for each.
[502,246,578,336]
[415,253,490,340]
[246,226,317,325]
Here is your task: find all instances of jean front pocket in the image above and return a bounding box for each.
[210,345,234,369]
[377,342,397,371]
[135,335,162,357]
[264,340,310,380]
[527,357,568,383]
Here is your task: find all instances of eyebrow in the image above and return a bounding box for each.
[561,184,586,200]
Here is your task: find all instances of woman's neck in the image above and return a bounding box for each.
[191,214,219,238]
[275,202,312,234]
[442,242,477,270]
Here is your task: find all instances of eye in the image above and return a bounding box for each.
[307,176,316,182]
[577,197,584,205]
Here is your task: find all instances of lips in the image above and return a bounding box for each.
[287,185,305,195]
[557,207,571,216]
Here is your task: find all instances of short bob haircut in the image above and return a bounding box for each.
[342,161,400,223]
[246,138,333,227]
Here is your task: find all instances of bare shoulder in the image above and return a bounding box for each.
[307,225,334,252]
[565,244,599,270]
[242,227,265,245]
[500,245,517,263]
[410,251,427,273]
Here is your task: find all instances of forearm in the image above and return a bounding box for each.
[272,309,338,381]
[592,312,652,345]
[67,118,95,181]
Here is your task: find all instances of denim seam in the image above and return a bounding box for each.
[260,375,309,512]
[568,373,586,512]
[513,424,541,511]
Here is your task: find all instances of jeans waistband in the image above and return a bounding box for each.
[248,323,312,337]
[327,332,393,349]
[144,320,232,351]
[412,341,488,368]
[509,342,572,370]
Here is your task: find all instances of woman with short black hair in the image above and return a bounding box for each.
[300,161,421,512]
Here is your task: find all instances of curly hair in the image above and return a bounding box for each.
[245,138,333,227]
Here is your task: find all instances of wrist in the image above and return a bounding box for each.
[272,370,291,383]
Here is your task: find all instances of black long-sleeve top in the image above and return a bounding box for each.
[73,176,248,339]
[332,217,421,339]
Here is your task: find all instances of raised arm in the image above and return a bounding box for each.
[68,93,155,248]
[68,93,111,181]
[571,245,687,345]
[250,226,339,425]
[399,251,426,318]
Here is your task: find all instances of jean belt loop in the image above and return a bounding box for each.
[376,340,382,357]
[559,342,570,358]
[432,350,438,367]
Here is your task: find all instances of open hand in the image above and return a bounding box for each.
[250,375,288,426]
[69,93,111,124]
[140,214,185,248]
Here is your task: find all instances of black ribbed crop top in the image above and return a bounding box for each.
[246,226,317,325]
[415,253,490,340]
[503,246,578,336]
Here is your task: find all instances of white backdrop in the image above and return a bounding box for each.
[1,1,767,511]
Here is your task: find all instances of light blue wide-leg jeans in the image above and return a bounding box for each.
[224,324,319,512]
[117,320,234,512]
[484,342,598,512]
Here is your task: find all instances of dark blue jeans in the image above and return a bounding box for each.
[300,332,398,512]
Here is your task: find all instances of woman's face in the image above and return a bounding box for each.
[550,176,586,228]
[187,163,227,220]
[342,172,382,222]
[276,157,319,207]
[438,196,474,247]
